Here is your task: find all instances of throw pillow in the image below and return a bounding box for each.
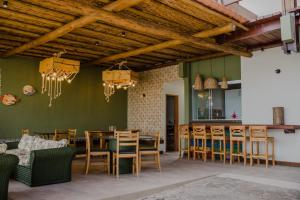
[0,143,7,154]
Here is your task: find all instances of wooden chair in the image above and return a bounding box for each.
[229,126,247,166]
[211,126,226,164]
[85,131,110,175]
[249,126,275,168]
[21,129,29,135]
[113,131,139,178]
[67,129,77,147]
[139,132,161,172]
[178,124,191,160]
[53,129,68,141]
[192,125,209,161]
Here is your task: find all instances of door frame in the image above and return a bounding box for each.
[166,94,179,151]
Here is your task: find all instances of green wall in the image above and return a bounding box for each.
[0,56,127,139]
[183,55,241,122]
[190,55,241,83]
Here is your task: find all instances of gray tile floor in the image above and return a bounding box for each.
[8,153,300,200]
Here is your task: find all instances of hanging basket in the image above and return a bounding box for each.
[204,77,218,90]
[192,73,203,90]
[220,76,228,89]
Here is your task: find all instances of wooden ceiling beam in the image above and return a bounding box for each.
[0,0,146,57]
[24,0,251,58]
[87,24,236,65]
[0,8,203,56]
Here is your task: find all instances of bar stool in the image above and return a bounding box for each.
[211,126,226,164]
[178,124,191,160]
[229,126,247,166]
[192,125,209,161]
[249,126,275,168]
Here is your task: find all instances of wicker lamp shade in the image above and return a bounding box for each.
[220,76,228,89]
[192,73,203,90]
[204,76,218,89]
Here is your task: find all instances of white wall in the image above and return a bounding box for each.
[242,47,300,163]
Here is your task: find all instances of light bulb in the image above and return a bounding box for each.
[67,79,71,83]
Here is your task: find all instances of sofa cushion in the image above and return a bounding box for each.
[0,143,7,154]
[18,134,36,153]
[31,138,68,151]
[6,149,30,166]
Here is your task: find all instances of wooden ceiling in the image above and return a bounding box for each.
[0,0,254,71]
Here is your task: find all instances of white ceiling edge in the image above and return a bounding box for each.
[239,0,282,16]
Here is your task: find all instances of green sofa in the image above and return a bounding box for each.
[14,147,74,187]
[6,139,75,187]
[0,154,19,200]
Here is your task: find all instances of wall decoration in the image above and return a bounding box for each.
[0,93,19,106]
[23,85,36,96]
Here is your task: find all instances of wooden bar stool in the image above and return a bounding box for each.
[229,126,247,166]
[178,124,191,160]
[211,126,226,164]
[249,126,275,168]
[192,125,209,161]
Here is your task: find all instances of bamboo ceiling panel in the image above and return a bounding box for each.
[0,0,252,71]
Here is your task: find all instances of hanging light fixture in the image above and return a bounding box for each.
[39,51,80,107]
[221,57,228,89]
[102,61,138,102]
[192,73,203,90]
[204,59,218,90]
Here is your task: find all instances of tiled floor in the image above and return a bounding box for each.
[8,153,300,200]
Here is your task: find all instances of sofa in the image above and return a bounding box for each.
[6,135,75,187]
[0,152,19,200]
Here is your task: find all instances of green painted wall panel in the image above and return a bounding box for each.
[0,56,127,139]
[190,55,241,83]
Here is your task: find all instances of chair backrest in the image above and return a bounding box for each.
[211,126,225,137]
[21,129,29,135]
[229,126,246,138]
[179,124,190,138]
[192,125,206,137]
[249,126,267,139]
[54,129,68,141]
[115,130,139,154]
[68,129,77,147]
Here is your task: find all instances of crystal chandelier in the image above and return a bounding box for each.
[39,52,80,107]
[102,61,138,102]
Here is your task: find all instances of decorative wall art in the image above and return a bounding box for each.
[22,85,36,96]
[0,93,19,106]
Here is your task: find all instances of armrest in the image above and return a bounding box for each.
[30,147,75,169]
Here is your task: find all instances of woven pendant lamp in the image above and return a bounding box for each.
[192,73,203,90]
[220,57,228,89]
[204,59,218,90]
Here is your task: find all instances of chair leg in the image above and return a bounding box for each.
[139,153,142,172]
[187,138,190,160]
[107,153,110,175]
[272,140,275,166]
[203,139,207,162]
[230,140,233,165]
[112,154,115,175]
[256,141,260,165]
[237,141,240,163]
[250,141,253,166]
[265,141,269,168]
[157,152,161,172]
[136,155,139,177]
[223,140,226,164]
[212,139,215,161]
[179,137,182,159]
[116,156,119,178]
[193,138,196,160]
[85,154,90,175]
[243,141,247,167]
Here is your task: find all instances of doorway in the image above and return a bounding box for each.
[166,95,179,152]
